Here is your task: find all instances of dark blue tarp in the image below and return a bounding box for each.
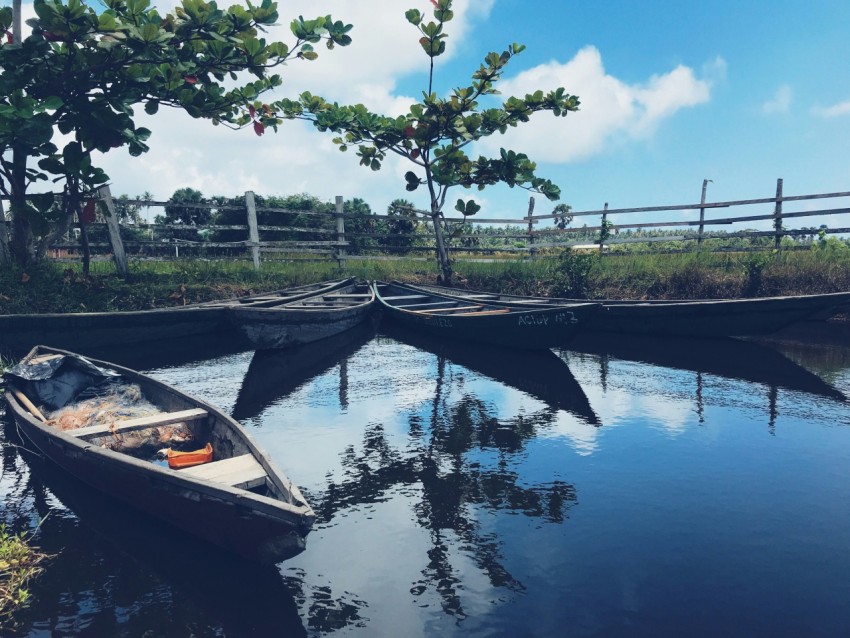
[5,353,121,411]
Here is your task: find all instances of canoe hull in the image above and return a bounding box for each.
[405,282,850,338]
[231,304,375,350]
[0,279,356,355]
[592,293,850,337]
[4,347,315,563]
[375,282,598,349]
[385,304,592,348]
[0,307,229,354]
[229,283,376,350]
[8,418,306,562]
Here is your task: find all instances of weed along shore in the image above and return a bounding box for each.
[2,250,850,317]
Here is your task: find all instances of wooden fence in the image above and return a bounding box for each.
[2,178,849,273]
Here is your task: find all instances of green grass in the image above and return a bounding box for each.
[2,249,849,314]
[0,525,50,630]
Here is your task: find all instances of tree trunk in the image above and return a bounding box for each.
[36,204,74,261]
[0,199,11,266]
[78,213,91,277]
[431,211,453,285]
[9,146,34,268]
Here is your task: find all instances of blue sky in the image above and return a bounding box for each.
[5,0,850,227]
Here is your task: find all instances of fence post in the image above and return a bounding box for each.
[0,198,10,266]
[697,178,711,247]
[98,185,129,276]
[773,178,784,250]
[599,203,608,255]
[526,196,536,258]
[245,190,260,270]
[335,195,346,269]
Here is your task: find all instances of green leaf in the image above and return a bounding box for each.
[405,9,422,25]
[40,96,63,111]
[30,193,56,214]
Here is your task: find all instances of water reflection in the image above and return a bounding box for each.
[309,341,579,621]
[565,332,846,401]
[2,323,850,636]
[83,331,251,371]
[233,321,378,422]
[561,331,847,437]
[380,323,599,425]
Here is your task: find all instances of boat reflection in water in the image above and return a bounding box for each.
[232,319,379,422]
[564,332,846,402]
[561,331,845,432]
[379,322,599,426]
[84,331,253,371]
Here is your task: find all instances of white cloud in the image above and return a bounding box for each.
[96,0,497,207]
[761,84,793,115]
[9,1,714,216]
[811,100,850,118]
[702,56,728,84]
[478,46,714,163]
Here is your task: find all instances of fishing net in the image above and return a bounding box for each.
[47,381,195,458]
[6,352,196,459]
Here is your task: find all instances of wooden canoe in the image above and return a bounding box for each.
[0,278,355,354]
[400,281,850,338]
[3,345,315,563]
[227,281,377,350]
[373,281,599,349]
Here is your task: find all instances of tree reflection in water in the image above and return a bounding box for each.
[312,352,578,620]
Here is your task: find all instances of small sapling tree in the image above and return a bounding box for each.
[277,0,579,283]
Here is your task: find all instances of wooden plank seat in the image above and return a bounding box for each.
[325,293,372,298]
[67,408,208,439]
[420,305,484,314]
[453,308,512,316]
[396,301,463,309]
[381,294,430,301]
[178,454,267,490]
[299,299,359,306]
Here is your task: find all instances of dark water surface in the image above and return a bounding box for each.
[3,324,850,637]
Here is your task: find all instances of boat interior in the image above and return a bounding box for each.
[7,352,289,503]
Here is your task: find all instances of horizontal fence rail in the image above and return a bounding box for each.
[3,178,847,272]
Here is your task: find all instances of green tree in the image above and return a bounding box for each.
[114,192,153,225]
[0,0,352,269]
[343,197,378,253]
[164,187,209,226]
[277,0,579,283]
[384,198,420,254]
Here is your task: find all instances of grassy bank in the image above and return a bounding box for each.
[1,248,850,314]
[0,525,50,629]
